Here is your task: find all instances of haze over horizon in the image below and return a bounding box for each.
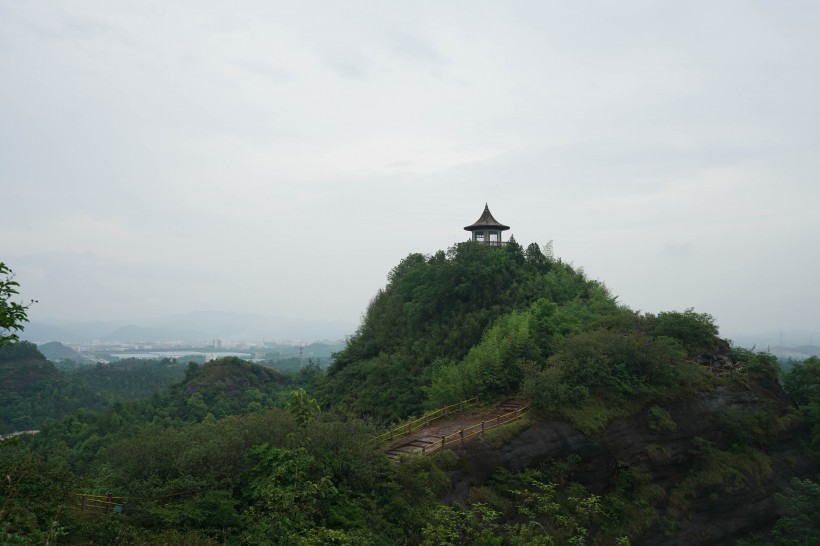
[2,2,819,339]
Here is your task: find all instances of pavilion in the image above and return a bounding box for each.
[464,204,509,246]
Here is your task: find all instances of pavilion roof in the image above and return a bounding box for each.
[464,204,510,231]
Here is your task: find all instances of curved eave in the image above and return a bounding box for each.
[463,223,510,232]
[464,205,510,231]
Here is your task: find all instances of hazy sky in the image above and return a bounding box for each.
[2,1,819,338]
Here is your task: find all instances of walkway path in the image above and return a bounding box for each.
[384,399,528,460]
[0,429,40,442]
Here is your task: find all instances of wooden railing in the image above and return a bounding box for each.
[372,396,479,445]
[419,403,529,457]
[75,493,128,514]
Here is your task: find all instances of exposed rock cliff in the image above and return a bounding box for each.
[445,376,816,545]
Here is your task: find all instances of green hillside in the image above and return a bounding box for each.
[0,343,110,434]
[320,240,718,425]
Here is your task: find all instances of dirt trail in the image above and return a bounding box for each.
[384,399,527,460]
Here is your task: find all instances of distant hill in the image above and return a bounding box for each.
[727,330,820,350]
[20,322,83,343]
[0,342,109,434]
[103,324,211,343]
[0,343,59,392]
[69,358,187,400]
[37,341,81,362]
[181,357,284,398]
[769,344,820,360]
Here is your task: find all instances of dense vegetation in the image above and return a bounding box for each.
[0,344,195,435]
[0,343,109,434]
[2,244,818,544]
[0,262,33,345]
[321,242,720,425]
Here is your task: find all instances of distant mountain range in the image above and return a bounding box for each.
[726,330,820,352]
[21,311,356,344]
[767,345,820,361]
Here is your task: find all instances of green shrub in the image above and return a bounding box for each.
[647,406,677,433]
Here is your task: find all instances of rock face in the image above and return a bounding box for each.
[693,339,741,372]
[445,377,817,545]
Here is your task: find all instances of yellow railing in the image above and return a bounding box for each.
[418,403,529,457]
[75,493,128,514]
[372,396,479,445]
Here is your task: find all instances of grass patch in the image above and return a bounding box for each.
[599,465,665,543]
[667,445,772,522]
[559,397,644,436]
[645,443,671,464]
[467,485,513,516]
[647,406,677,433]
[482,414,532,448]
[428,448,460,471]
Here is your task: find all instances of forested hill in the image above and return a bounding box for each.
[0,342,112,434]
[0,345,186,434]
[320,240,717,421]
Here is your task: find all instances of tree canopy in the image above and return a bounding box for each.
[0,262,34,346]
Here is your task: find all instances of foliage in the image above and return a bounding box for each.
[719,403,790,450]
[647,406,677,433]
[0,342,111,435]
[68,358,186,400]
[243,445,339,543]
[421,462,635,546]
[768,478,820,545]
[0,439,76,544]
[666,441,772,526]
[425,309,537,407]
[599,465,663,541]
[321,242,623,419]
[783,356,820,406]
[746,351,781,380]
[737,478,820,546]
[288,388,320,426]
[421,503,502,546]
[647,308,719,355]
[481,414,533,449]
[523,330,700,433]
[0,262,34,346]
[782,356,820,461]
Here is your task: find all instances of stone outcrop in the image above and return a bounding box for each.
[693,339,740,372]
[444,376,816,545]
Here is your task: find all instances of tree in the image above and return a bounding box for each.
[782,356,820,407]
[0,262,34,345]
[650,308,719,355]
[288,388,320,426]
[738,478,820,546]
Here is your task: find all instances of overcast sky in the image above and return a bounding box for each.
[2,1,819,339]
